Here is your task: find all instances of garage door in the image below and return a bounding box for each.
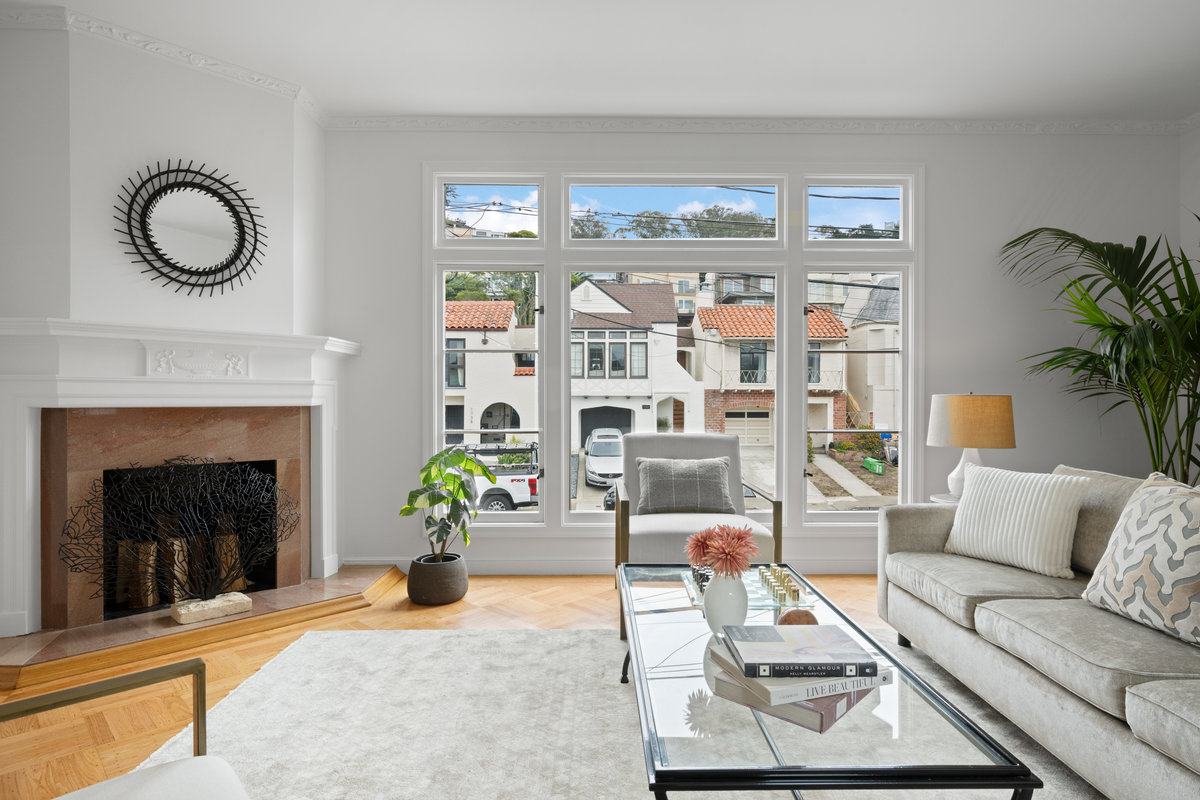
[580,406,633,446]
[725,409,772,445]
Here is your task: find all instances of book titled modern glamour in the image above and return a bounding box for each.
[707,639,893,705]
[722,624,880,679]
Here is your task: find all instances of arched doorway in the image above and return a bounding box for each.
[481,402,520,443]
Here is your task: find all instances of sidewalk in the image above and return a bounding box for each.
[812,453,881,498]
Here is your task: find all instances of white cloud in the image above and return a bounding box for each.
[673,194,758,217]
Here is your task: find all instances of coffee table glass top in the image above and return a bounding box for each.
[619,564,1042,797]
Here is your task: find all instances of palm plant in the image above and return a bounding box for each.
[1000,225,1200,483]
[399,446,496,561]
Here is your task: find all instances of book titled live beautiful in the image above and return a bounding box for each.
[707,639,893,705]
[722,624,880,679]
[708,668,874,734]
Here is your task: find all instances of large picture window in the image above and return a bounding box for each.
[428,167,915,532]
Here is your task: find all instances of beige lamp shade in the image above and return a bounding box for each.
[926,394,1015,449]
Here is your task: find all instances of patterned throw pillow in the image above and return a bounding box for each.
[944,464,1090,579]
[636,456,737,515]
[1083,473,1200,645]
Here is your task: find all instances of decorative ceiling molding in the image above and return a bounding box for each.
[295,87,329,128]
[0,4,306,104]
[323,115,1186,136]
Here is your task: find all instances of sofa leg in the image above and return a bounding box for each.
[897,634,911,648]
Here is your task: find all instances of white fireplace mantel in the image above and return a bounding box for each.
[0,318,361,637]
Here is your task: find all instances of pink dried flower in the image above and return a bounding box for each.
[686,524,757,577]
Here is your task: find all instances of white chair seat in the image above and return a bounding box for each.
[58,756,249,800]
[628,512,774,563]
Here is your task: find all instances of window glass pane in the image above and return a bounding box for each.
[570,342,584,377]
[805,272,901,513]
[610,342,627,377]
[441,269,540,515]
[568,270,777,514]
[807,186,901,241]
[569,185,777,240]
[444,183,539,240]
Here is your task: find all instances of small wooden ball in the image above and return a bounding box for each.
[777,608,818,625]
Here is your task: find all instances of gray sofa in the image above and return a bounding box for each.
[877,465,1200,800]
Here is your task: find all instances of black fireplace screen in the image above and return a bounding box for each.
[60,456,301,619]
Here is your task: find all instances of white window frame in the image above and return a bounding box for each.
[434,176,546,250]
[424,162,922,541]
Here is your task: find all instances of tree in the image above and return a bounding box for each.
[506,229,537,238]
[680,205,774,239]
[445,272,491,301]
[570,272,588,289]
[570,210,610,239]
[494,272,538,325]
[615,210,680,239]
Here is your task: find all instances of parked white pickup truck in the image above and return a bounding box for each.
[466,442,540,512]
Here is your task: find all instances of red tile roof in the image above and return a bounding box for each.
[695,304,846,339]
[513,366,535,376]
[445,301,515,331]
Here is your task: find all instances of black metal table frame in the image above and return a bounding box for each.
[618,563,1042,800]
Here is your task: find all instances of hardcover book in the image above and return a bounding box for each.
[722,624,880,678]
[708,667,873,733]
[707,641,893,705]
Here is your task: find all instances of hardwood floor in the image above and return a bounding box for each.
[0,572,880,799]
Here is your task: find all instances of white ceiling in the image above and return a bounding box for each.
[17,0,1200,121]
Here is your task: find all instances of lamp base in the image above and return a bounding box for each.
[946,448,983,498]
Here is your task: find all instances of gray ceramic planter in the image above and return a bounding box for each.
[406,553,468,605]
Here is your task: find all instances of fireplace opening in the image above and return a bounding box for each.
[100,459,284,619]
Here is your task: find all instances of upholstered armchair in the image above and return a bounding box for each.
[614,432,783,571]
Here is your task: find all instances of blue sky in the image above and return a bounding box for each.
[445,182,900,237]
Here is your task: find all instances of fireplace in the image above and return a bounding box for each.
[41,407,311,629]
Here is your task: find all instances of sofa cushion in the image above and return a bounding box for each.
[1083,472,1200,645]
[1052,464,1143,573]
[975,598,1200,719]
[885,552,1087,629]
[627,512,772,563]
[945,464,1090,579]
[1126,679,1200,774]
[635,456,737,515]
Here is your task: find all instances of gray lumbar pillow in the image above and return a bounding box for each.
[636,456,737,515]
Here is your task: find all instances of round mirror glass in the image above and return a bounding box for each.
[147,189,238,269]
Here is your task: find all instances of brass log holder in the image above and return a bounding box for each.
[0,658,208,756]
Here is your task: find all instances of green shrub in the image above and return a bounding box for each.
[807,434,814,463]
[852,429,886,458]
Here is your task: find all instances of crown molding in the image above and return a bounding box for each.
[0,4,324,113]
[295,87,329,128]
[324,115,1187,136]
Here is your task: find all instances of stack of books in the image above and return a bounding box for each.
[705,624,893,733]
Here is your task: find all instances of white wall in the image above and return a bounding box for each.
[0,29,70,318]
[326,128,1179,572]
[293,103,325,334]
[1182,125,1200,250]
[65,33,298,333]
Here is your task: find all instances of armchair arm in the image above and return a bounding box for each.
[614,478,630,568]
[877,504,957,623]
[0,658,208,757]
[742,480,783,563]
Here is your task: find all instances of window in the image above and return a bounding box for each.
[760,277,775,293]
[677,279,692,293]
[588,343,605,377]
[807,185,902,241]
[723,278,744,293]
[610,343,626,378]
[443,183,539,240]
[805,272,903,513]
[740,343,767,384]
[568,184,777,240]
[630,343,647,378]
[677,298,695,314]
[570,342,584,377]
[438,268,541,517]
[446,338,465,388]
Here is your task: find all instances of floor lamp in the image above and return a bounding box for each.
[926,394,1016,498]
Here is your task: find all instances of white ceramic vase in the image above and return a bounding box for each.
[703,573,748,635]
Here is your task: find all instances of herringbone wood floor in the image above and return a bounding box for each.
[0,573,879,799]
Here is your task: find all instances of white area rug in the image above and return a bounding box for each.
[143,629,1102,799]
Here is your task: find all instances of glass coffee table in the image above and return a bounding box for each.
[618,564,1042,799]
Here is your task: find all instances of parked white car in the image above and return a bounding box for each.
[584,428,624,486]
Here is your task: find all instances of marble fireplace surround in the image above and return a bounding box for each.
[0,319,360,637]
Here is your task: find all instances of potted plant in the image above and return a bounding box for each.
[1001,224,1200,482]
[398,445,495,605]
